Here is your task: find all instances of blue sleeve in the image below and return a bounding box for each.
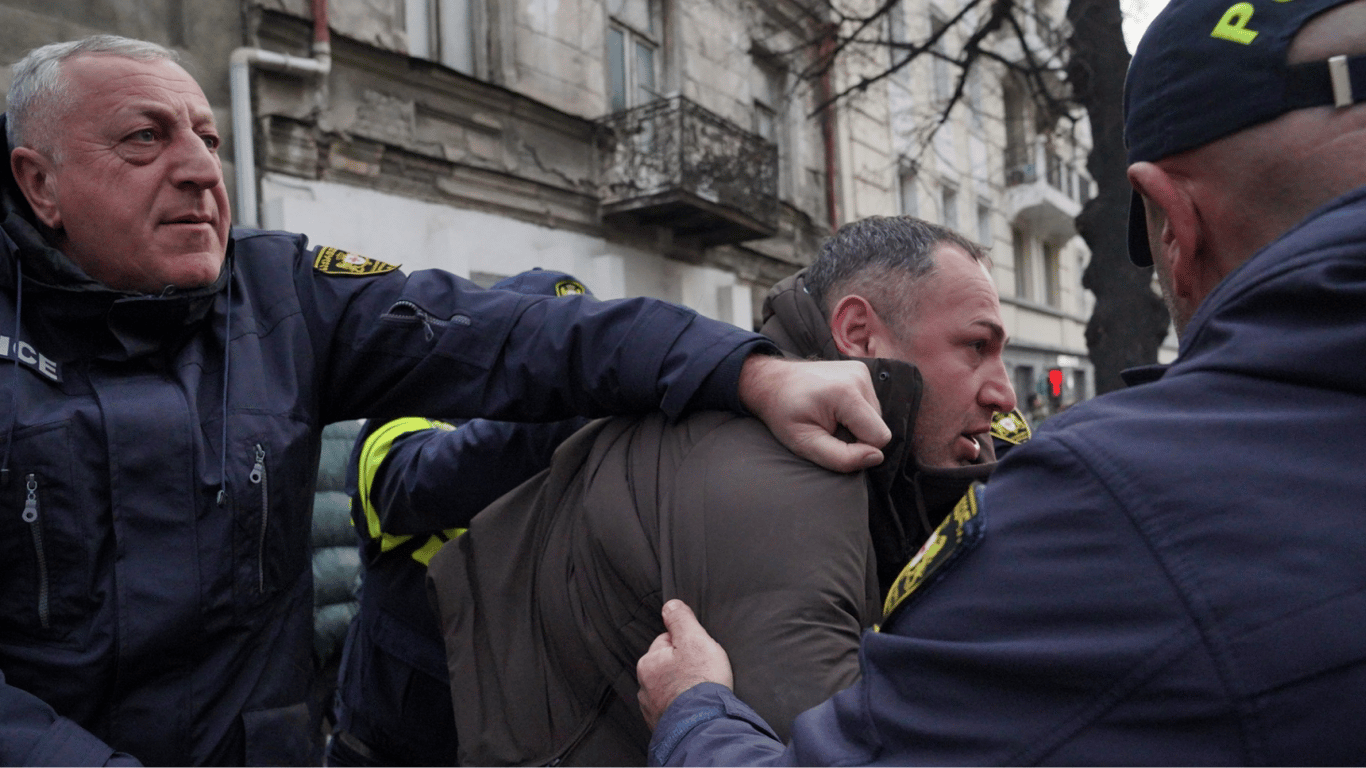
[649,683,791,767]
[0,670,140,766]
[367,416,590,536]
[293,249,770,425]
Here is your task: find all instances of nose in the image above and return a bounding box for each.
[979,357,1018,414]
[169,131,223,190]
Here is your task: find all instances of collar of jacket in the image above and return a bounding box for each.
[858,356,997,595]
[1,115,228,361]
[758,269,842,361]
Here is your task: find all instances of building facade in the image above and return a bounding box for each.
[0,0,1099,413]
[880,0,1098,417]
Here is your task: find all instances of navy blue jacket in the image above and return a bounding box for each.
[649,186,1366,766]
[0,135,767,764]
[331,413,587,764]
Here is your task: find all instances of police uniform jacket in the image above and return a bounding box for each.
[427,272,1007,766]
[647,186,1366,766]
[0,119,768,766]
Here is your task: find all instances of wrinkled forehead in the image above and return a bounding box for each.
[61,54,212,120]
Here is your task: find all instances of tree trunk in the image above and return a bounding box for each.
[1066,0,1170,394]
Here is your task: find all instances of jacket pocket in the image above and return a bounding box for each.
[228,419,313,611]
[0,422,98,642]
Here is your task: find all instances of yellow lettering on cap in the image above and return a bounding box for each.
[1211,2,1259,44]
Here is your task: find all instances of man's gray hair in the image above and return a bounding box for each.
[805,215,990,336]
[6,35,180,153]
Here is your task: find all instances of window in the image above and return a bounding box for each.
[931,14,951,102]
[899,163,919,217]
[1072,368,1087,402]
[607,0,660,112]
[1003,79,1031,183]
[752,58,783,143]
[941,184,958,231]
[1013,226,1033,300]
[752,55,790,196]
[406,0,477,75]
[968,68,983,129]
[976,199,991,246]
[1014,366,1036,407]
[888,0,910,68]
[1043,239,1061,308]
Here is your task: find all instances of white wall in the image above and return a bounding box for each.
[259,174,752,325]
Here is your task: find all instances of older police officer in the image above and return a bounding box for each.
[0,35,888,765]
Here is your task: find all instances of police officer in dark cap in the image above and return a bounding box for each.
[635,0,1366,762]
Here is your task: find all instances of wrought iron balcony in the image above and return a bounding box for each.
[598,96,779,247]
[1003,135,1087,241]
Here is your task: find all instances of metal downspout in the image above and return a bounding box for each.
[229,0,331,228]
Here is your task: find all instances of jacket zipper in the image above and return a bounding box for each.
[383,300,455,341]
[249,444,269,593]
[23,473,50,630]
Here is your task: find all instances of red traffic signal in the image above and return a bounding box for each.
[1048,368,1064,398]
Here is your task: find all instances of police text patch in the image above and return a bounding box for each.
[313,246,399,277]
[991,408,1032,445]
[882,483,987,622]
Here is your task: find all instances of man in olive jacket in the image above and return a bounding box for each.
[428,216,1023,766]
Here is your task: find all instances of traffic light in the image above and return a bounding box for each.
[1048,368,1064,398]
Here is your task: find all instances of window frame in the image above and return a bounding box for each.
[607,0,663,113]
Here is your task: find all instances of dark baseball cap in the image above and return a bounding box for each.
[491,268,594,298]
[1123,0,1366,266]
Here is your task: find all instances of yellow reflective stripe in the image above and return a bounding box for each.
[410,527,467,567]
[357,417,447,541]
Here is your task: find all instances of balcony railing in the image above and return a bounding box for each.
[1005,136,1090,205]
[1003,135,1087,240]
[598,95,779,247]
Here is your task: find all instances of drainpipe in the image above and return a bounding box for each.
[229,0,331,228]
[817,22,840,229]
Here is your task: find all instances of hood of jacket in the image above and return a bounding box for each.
[1,113,228,362]
[761,267,997,594]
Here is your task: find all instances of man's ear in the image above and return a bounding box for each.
[829,294,887,358]
[10,148,62,229]
[1127,161,1203,301]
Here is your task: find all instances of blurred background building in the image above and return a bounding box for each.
[0,0,1130,415]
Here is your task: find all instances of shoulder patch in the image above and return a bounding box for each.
[555,278,588,296]
[991,408,1032,445]
[313,246,399,277]
[882,483,987,623]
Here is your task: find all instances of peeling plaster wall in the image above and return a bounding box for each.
[260,173,753,324]
[241,0,860,324]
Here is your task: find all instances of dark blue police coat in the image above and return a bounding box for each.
[0,126,767,763]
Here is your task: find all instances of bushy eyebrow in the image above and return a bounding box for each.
[974,320,1008,346]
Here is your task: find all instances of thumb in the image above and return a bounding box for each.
[661,598,703,638]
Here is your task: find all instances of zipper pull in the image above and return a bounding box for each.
[23,474,38,523]
[250,444,266,484]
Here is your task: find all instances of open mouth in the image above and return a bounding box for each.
[958,433,982,462]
